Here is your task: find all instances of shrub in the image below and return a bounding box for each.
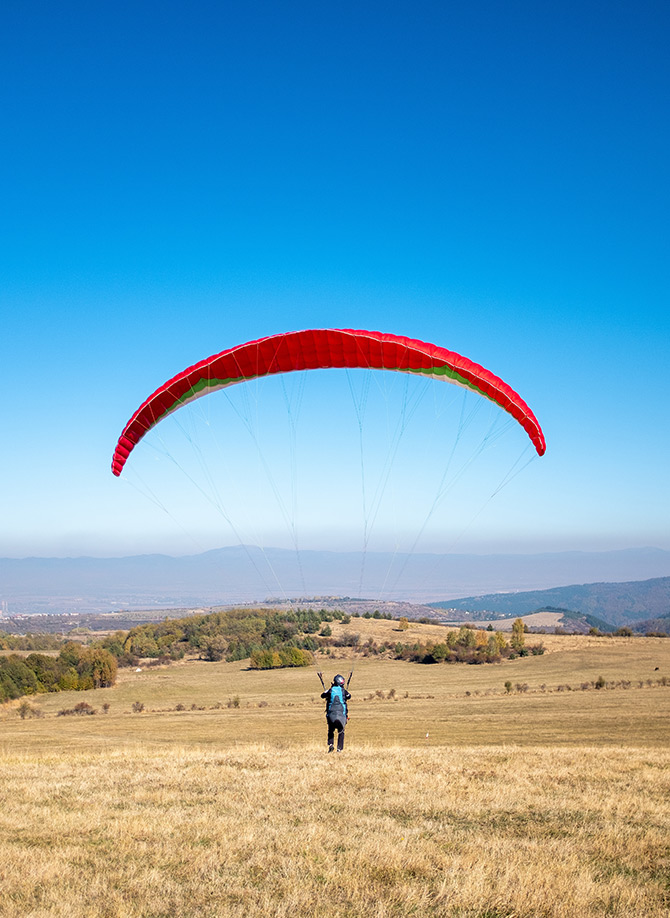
[58,701,96,716]
[203,635,228,662]
[335,632,360,647]
[131,701,145,713]
[17,699,41,719]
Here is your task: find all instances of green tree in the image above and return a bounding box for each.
[445,630,458,649]
[494,630,507,652]
[511,619,526,652]
[457,626,477,649]
[486,634,500,657]
[58,667,80,691]
[24,653,60,691]
[0,656,39,699]
[203,635,228,662]
[86,648,118,688]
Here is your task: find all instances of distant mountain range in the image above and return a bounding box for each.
[1,545,669,616]
[430,576,670,628]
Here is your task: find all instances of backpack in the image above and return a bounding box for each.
[327,685,347,720]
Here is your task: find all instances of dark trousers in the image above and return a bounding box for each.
[327,716,346,751]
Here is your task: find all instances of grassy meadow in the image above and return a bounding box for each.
[1,621,669,916]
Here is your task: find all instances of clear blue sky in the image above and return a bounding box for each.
[2,0,668,559]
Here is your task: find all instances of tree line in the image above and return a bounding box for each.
[111,607,343,666]
[1,609,540,703]
[0,631,64,651]
[0,642,117,703]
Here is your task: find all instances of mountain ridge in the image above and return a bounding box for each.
[1,545,669,615]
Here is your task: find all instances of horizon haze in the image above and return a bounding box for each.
[2,545,669,615]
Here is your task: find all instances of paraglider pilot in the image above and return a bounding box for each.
[321,674,351,753]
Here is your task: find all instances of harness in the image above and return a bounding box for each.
[327,684,347,722]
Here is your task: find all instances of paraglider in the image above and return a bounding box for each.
[111,328,545,476]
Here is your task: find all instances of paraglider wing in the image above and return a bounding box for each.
[111,328,545,476]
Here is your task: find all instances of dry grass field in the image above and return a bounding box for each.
[1,625,669,916]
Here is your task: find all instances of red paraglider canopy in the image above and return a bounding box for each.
[112,328,545,476]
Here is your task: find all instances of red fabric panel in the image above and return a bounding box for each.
[112,329,545,475]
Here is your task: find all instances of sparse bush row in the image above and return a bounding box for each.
[372,621,543,665]
[501,676,670,695]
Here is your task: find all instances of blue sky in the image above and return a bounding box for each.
[1,0,668,560]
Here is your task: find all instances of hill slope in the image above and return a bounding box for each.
[430,576,670,628]
[632,611,670,635]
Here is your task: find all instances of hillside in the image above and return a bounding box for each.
[430,576,670,628]
[632,611,670,635]
[450,607,617,634]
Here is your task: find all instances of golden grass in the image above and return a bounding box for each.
[2,631,670,916]
[1,743,669,917]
